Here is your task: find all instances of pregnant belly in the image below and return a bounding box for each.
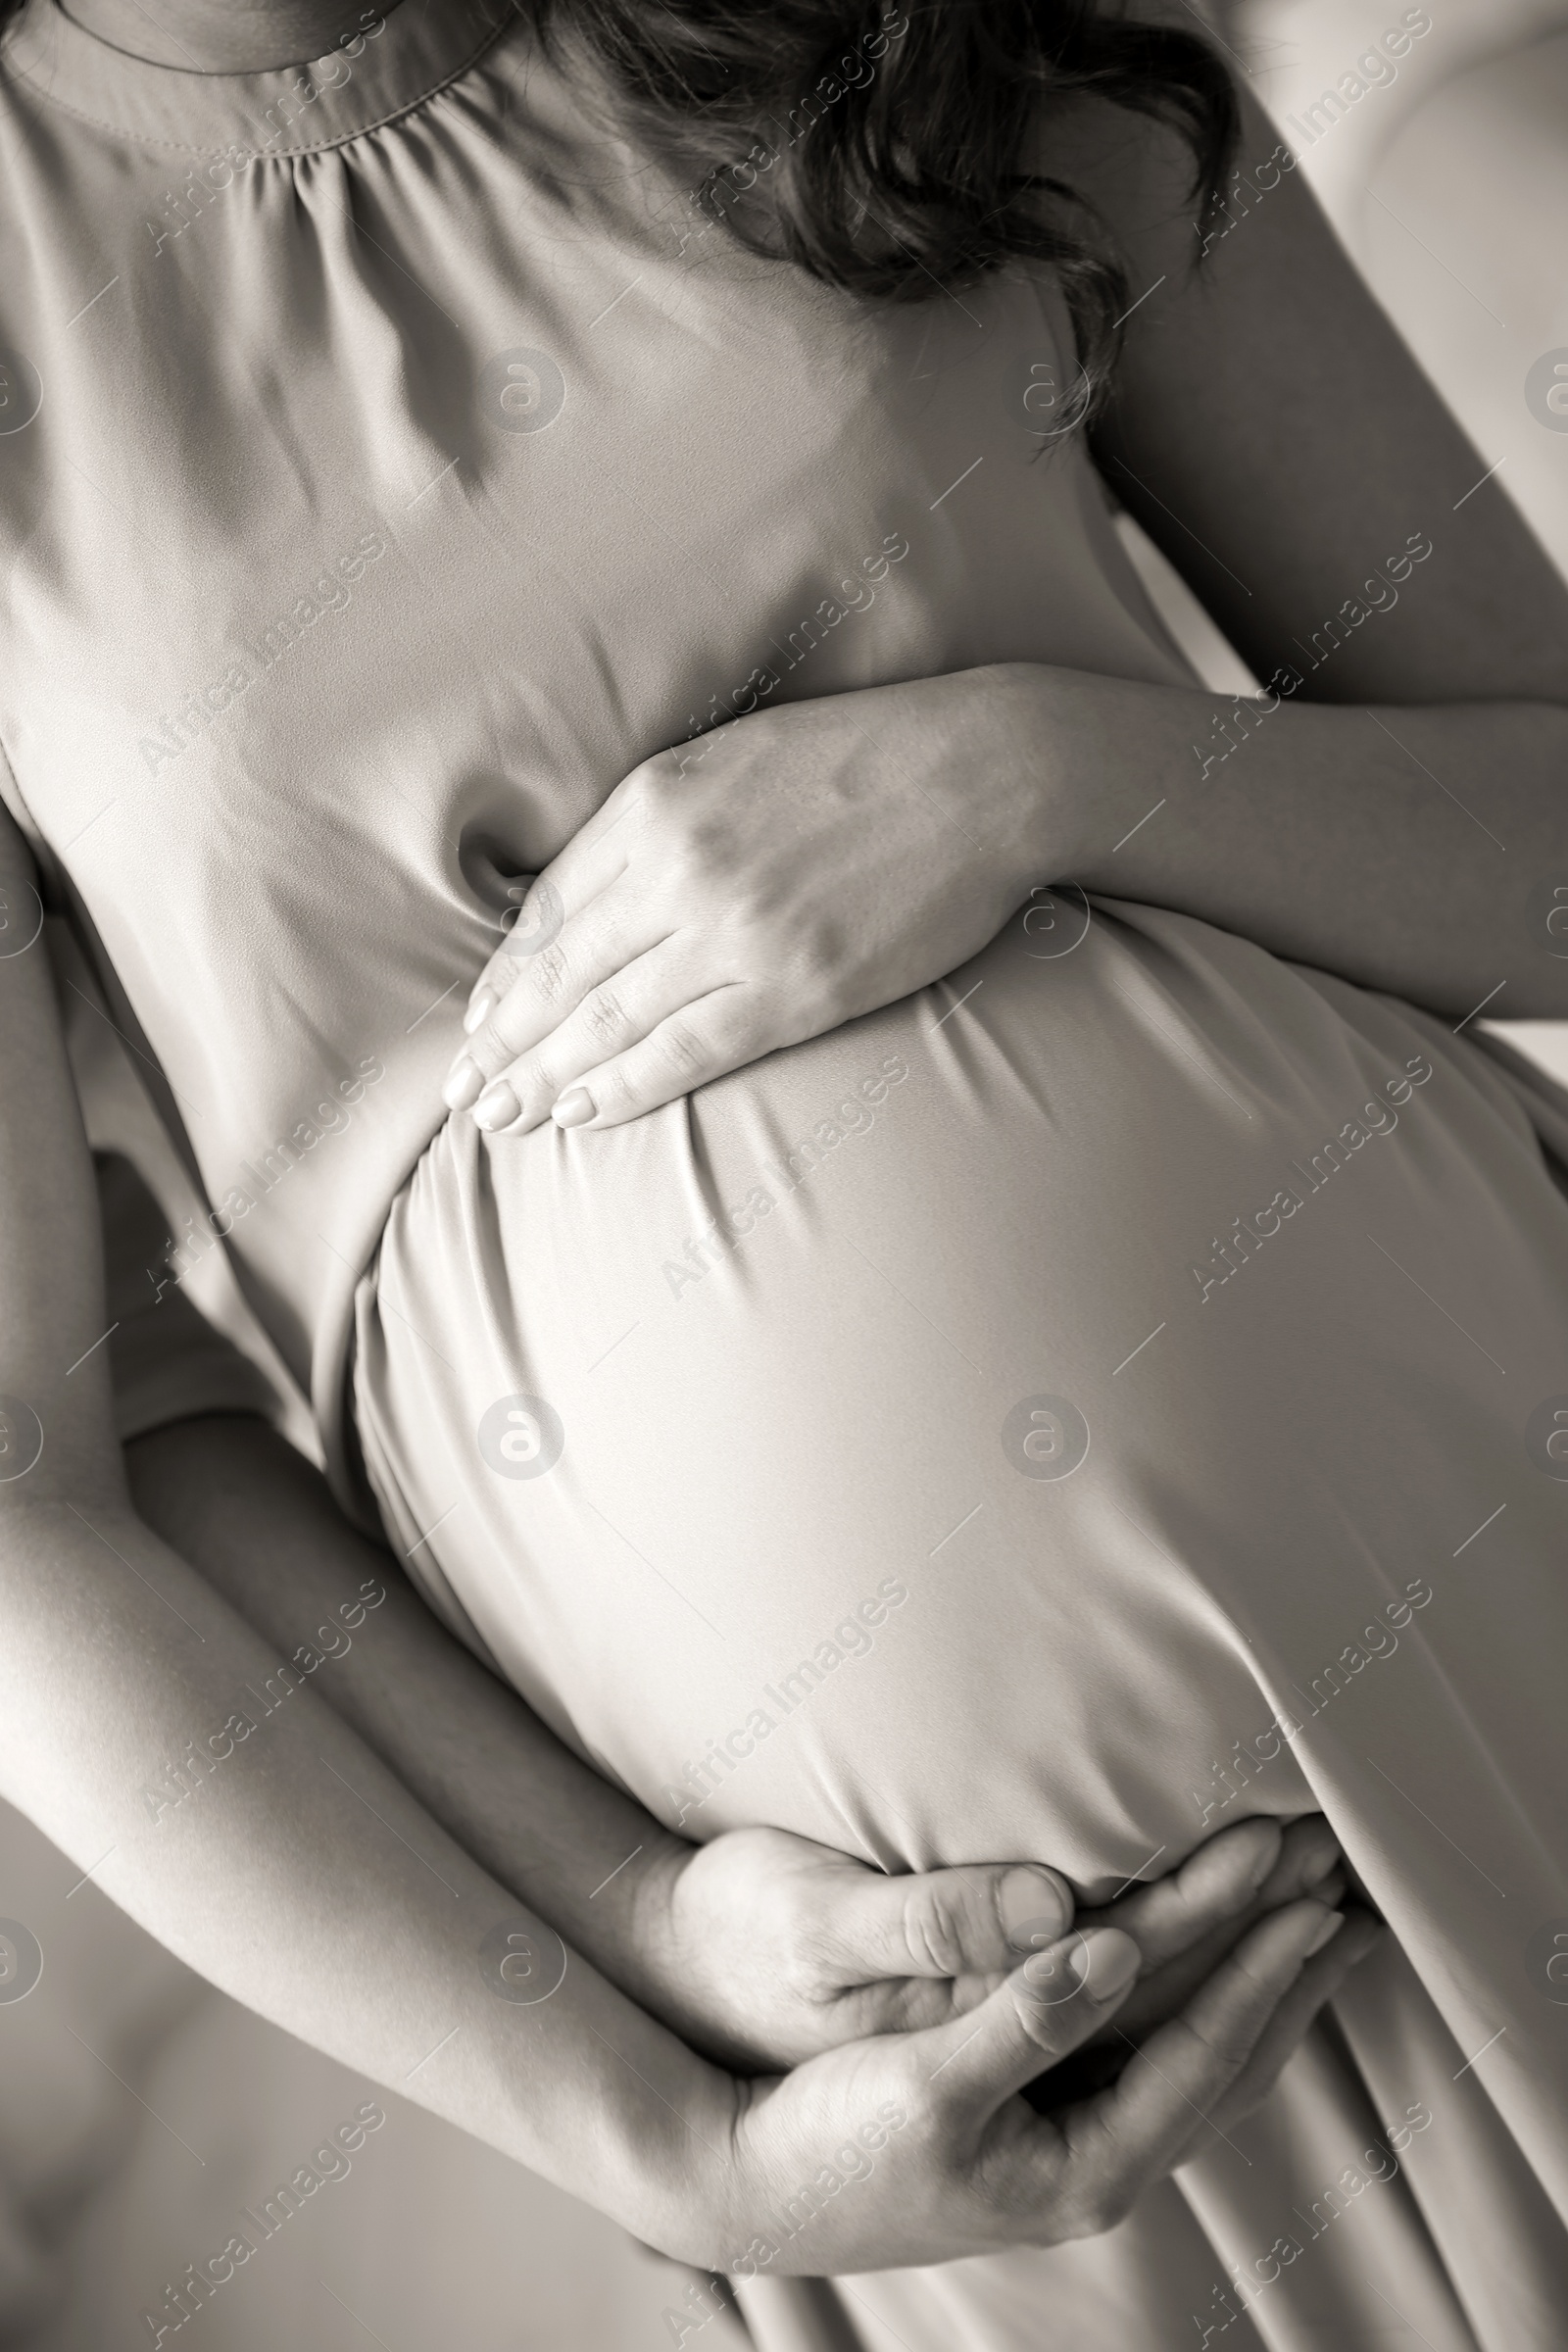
[352,899,1568,1900]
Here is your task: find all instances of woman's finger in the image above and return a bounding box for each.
[1086,1816,1340,1976]
[469,807,637,1005]
[515,758,657,907]
[1083,1817,1284,1975]
[462,759,668,1029]
[1251,1815,1345,1911]
[1058,1900,1345,2186]
[1209,1908,1383,2132]
[1096,1817,1344,2044]
[539,987,774,1132]
[485,770,652,970]
[446,888,668,1114]
[458,943,732,1136]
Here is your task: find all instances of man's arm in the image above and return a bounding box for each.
[2,802,1369,2272]
[124,1405,1071,2067]
[123,1408,1354,2072]
[983,52,1568,1018]
[0,817,745,2244]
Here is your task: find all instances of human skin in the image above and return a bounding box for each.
[3,0,1393,2267]
[0,803,1372,2270]
[61,0,408,72]
[445,54,1568,1133]
[122,1407,1358,2073]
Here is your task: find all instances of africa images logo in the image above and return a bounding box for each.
[477,1394,565,1480]
[1526,351,1568,433]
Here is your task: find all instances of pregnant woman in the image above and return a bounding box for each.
[2,0,1568,2344]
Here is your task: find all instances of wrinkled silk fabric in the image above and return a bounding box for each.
[2,5,1566,2345]
[359,901,1568,2351]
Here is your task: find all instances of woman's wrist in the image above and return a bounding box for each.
[538,1822,695,2019]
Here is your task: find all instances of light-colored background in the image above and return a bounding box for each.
[5,6,1567,2343]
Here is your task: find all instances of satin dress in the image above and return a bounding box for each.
[3,5,1567,2342]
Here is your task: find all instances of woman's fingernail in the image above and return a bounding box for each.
[553,1088,595,1129]
[1302,1909,1346,1957]
[1002,1866,1071,1951]
[1068,1928,1141,2002]
[464,989,495,1035]
[443,1057,484,1112]
[474,1081,521,1131]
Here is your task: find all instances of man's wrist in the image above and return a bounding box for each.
[965,662,1093,901]
[602,2042,745,2269]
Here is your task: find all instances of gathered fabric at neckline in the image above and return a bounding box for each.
[0,0,510,157]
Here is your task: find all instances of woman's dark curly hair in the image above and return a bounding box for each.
[1,0,1237,422]
[536,0,1238,424]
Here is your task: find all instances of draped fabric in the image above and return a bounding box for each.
[2,4,1566,2340]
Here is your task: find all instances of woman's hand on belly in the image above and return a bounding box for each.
[441,671,1039,1135]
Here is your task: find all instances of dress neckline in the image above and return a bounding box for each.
[1,0,510,156]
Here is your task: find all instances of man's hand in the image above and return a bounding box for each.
[632,1812,1354,2073]
[688,1883,1378,2278]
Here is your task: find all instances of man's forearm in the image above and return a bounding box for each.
[0,1490,726,2248]
[124,1412,691,2013]
[0,808,726,2254]
[987,662,1568,1022]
